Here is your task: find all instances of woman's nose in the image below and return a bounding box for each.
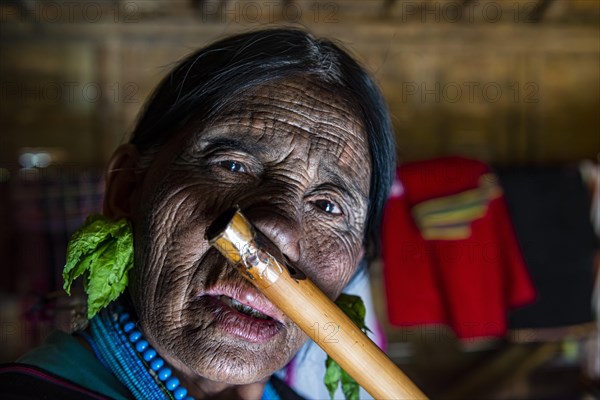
[245,208,302,264]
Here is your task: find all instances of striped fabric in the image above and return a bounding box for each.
[412,173,502,240]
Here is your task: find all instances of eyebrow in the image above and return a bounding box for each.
[321,165,368,205]
[196,133,263,157]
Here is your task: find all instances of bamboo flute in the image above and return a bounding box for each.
[205,207,427,400]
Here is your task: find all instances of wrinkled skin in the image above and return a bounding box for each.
[121,79,371,398]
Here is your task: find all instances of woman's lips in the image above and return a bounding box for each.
[201,295,283,343]
[204,283,285,322]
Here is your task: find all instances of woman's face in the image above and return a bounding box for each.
[128,79,371,384]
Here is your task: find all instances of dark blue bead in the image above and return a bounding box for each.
[135,339,149,352]
[158,367,172,381]
[165,377,180,391]
[143,349,157,362]
[119,313,130,323]
[183,397,194,400]
[129,331,142,343]
[123,322,135,333]
[173,387,188,400]
[150,357,164,371]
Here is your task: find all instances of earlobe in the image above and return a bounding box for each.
[103,144,141,220]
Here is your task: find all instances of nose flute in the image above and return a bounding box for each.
[205,206,427,400]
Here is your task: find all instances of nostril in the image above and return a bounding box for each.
[283,255,306,280]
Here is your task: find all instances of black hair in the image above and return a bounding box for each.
[130,28,396,260]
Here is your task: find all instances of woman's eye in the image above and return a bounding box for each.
[314,199,342,215]
[218,160,247,173]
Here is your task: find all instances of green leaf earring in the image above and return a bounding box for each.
[63,214,134,319]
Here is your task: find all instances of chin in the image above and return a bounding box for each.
[205,364,271,385]
[156,318,303,385]
[180,339,291,384]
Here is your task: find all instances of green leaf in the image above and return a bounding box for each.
[323,295,370,400]
[341,368,360,400]
[324,355,342,399]
[335,294,371,334]
[62,214,134,318]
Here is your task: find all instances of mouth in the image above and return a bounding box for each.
[199,290,284,343]
[217,295,273,320]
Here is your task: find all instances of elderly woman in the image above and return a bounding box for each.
[2,28,395,399]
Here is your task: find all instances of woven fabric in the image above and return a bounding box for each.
[383,157,536,340]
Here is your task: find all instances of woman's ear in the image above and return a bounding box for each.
[103,144,141,220]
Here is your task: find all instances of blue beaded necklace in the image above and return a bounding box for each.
[89,303,190,399]
[86,302,281,400]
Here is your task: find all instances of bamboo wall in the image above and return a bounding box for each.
[1,0,598,168]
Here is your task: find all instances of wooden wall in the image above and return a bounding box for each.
[1,0,598,168]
